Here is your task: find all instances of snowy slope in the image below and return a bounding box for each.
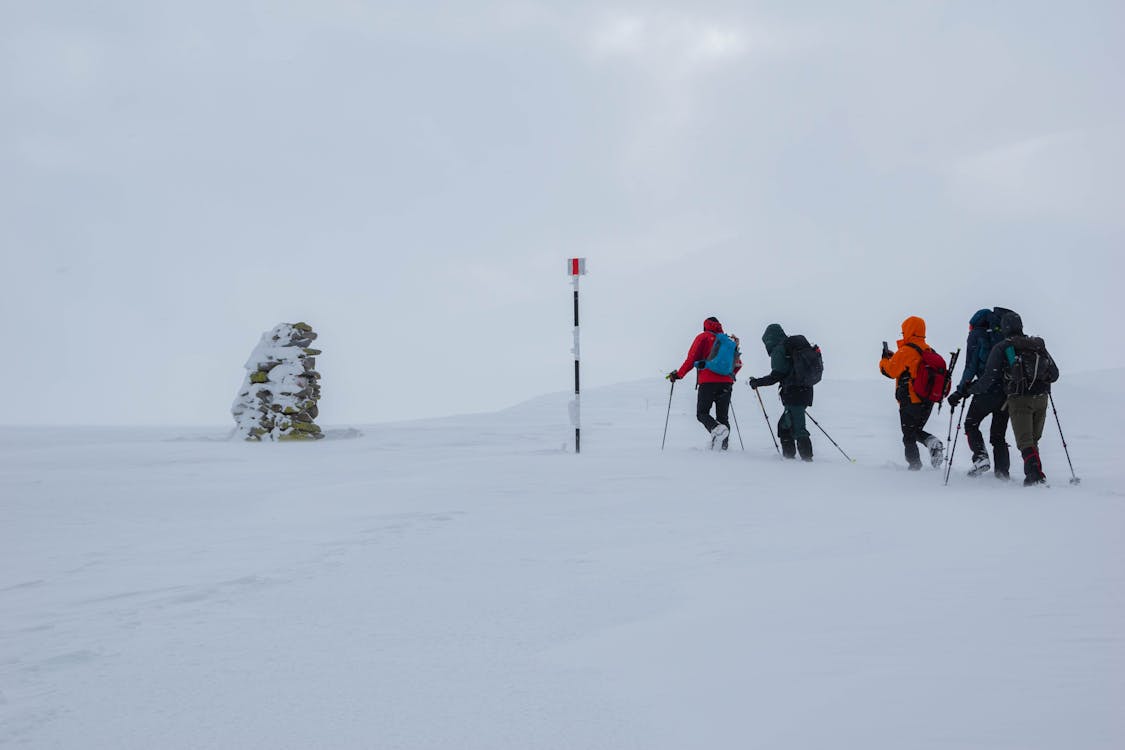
[2,373,1123,749]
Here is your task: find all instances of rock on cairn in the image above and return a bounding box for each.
[232,322,323,441]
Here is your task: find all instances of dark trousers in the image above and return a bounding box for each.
[965,391,1010,474]
[899,401,935,467]
[778,404,812,459]
[1008,394,1049,482]
[696,382,732,433]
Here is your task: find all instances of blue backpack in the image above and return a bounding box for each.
[704,333,739,377]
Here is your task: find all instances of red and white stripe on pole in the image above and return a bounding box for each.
[567,258,586,453]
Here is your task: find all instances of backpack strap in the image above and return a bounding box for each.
[903,342,926,380]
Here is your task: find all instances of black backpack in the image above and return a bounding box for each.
[785,335,824,387]
[1004,336,1058,395]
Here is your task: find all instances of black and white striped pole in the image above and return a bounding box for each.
[567,258,587,453]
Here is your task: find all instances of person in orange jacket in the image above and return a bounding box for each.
[879,316,945,470]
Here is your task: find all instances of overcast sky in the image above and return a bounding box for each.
[2,0,1122,426]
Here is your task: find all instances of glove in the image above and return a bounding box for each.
[747,377,761,389]
[693,360,706,370]
[948,389,964,408]
[666,371,680,382]
[881,342,893,359]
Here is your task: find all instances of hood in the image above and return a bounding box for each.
[1001,312,1024,337]
[991,306,1017,330]
[900,316,926,342]
[762,323,787,353]
[969,309,992,329]
[703,317,724,334]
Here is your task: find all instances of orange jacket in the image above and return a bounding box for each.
[879,316,932,404]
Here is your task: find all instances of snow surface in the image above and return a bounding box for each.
[2,373,1123,749]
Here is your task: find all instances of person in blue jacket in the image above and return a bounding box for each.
[948,307,1015,478]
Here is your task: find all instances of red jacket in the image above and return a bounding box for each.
[676,319,740,384]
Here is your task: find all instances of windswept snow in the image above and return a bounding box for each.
[2,373,1123,749]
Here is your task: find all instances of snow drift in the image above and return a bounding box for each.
[2,371,1123,749]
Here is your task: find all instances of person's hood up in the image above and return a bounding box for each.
[1001,312,1024,337]
[762,323,787,353]
[703,317,724,334]
[991,306,1017,330]
[969,309,992,329]
[899,316,927,345]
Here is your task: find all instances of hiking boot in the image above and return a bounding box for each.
[796,437,813,462]
[709,424,729,450]
[992,442,1011,477]
[967,453,991,477]
[780,439,796,459]
[1021,446,1045,485]
[995,470,1010,481]
[924,437,945,469]
[907,462,923,471]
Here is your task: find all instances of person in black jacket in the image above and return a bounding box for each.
[948,307,1015,478]
[972,312,1059,486]
[747,323,814,461]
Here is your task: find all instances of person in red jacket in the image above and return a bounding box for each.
[667,317,741,450]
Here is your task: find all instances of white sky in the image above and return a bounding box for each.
[2,0,1123,425]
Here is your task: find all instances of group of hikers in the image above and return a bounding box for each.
[667,309,1061,486]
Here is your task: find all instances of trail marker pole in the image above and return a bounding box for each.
[567,258,587,453]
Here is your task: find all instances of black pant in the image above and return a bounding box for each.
[899,401,935,467]
[964,391,1010,474]
[777,404,813,459]
[696,382,732,434]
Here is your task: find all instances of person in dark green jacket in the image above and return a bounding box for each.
[747,323,815,461]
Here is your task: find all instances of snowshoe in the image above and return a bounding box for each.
[925,437,945,469]
[709,424,729,451]
[967,454,991,477]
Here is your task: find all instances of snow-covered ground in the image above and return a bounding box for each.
[2,373,1123,749]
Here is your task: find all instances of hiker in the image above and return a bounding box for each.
[948,307,1016,479]
[971,312,1059,486]
[746,324,820,461]
[879,316,946,470]
[667,317,741,450]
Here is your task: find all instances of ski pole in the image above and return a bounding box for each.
[805,411,855,463]
[937,347,960,416]
[661,380,675,450]
[754,389,782,456]
[943,399,967,486]
[729,401,745,451]
[945,401,956,457]
[1049,392,1080,485]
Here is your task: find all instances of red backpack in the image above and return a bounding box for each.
[905,343,948,403]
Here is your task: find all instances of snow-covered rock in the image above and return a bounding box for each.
[231,322,323,441]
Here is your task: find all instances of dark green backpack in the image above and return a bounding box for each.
[785,335,823,387]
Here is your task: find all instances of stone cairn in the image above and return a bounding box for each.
[232,322,323,441]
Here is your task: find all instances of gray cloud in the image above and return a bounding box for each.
[2,1,1122,425]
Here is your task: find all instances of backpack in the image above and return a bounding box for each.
[704,333,740,377]
[785,335,823,387]
[905,343,948,403]
[1004,336,1058,396]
